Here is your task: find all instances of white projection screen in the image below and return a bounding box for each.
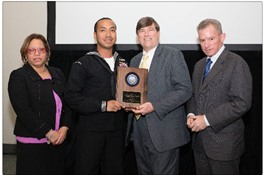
[53,1,262,50]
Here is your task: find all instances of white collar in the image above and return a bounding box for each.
[143,45,158,58]
[207,45,225,63]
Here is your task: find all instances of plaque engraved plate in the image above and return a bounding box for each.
[122,91,141,104]
[116,67,148,108]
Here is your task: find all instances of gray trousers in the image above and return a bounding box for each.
[132,116,179,175]
[194,133,240,175]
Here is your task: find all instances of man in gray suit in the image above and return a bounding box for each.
[126,17,192,174]
[186,19,252,174]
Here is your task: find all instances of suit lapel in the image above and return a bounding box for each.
[130,53,142,68]
[198,58,207,87]
[146,45,162,101]
[148,45,162,84]
[199,49,227,92]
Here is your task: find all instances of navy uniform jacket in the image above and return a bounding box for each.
[65,49,128,131]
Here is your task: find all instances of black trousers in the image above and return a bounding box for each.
[132,117,180,175]
[194,133,240,175]
[16,141,66,175]
[75,128,125,175]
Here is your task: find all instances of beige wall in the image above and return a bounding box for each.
[3,2,47,144]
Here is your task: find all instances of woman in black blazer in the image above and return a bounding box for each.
[8,33,71,174]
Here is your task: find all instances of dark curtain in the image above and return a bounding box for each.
[49,49,262,175]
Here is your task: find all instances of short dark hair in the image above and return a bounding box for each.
[94,17,117,33]
[136,17,160,34]
[20,33,50,64]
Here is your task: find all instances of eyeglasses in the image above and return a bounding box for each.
[26,48,46,54]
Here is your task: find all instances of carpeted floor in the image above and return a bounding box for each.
[2,154,16,175]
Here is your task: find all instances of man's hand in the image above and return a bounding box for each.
[131,102,154,115]
[124,107,133,112]
[107,100,125,112]
[187,114,195,126]
[187,115,207,132]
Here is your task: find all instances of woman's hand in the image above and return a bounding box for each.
[55,126,69,145]
[45,129,59,145]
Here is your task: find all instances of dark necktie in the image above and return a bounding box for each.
[203,58,212,83]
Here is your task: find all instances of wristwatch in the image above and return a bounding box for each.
[101,101,107,112]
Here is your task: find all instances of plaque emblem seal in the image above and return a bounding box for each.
[126,73,139,87]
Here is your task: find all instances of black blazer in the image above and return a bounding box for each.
[65,49,128,131]
[8,63,72,139]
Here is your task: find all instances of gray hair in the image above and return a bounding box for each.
[197,19,223,35]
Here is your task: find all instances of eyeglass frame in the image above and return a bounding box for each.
[26,48,47,54]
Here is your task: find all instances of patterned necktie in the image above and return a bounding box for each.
[203,58,212,83]
[135,54,149,120]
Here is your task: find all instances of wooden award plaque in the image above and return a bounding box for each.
[116,67,148,108]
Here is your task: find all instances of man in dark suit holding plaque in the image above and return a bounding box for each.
[65,17,127,174]
[126,17,192,174]
[186,19,252,174]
